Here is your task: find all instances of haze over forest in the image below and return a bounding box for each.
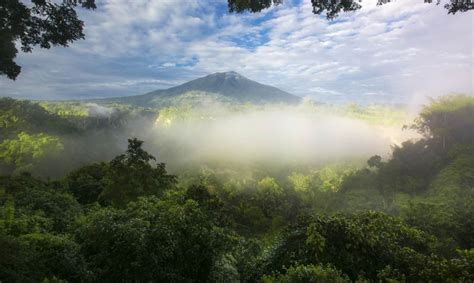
[0,0,473,282]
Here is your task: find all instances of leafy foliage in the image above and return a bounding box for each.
[75,196,231,282]
[412,94,474,151]
[262,264,350,283]
[227,0,474,18]
[0,132,64,174]
[0,0,95,79]
[259,211,471,282]
[100,138,177,206]
[0,94,472,281]
[0,98,78,138]
[65,162,108,205]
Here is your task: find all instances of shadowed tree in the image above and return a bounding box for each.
[0,0,96,80]
[259,211,472,282]
[76,196,232,282]
[99,138,177,207]
[410,94,474,152]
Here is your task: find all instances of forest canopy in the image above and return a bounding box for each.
[0,94,473,281]
[1,0,472,280]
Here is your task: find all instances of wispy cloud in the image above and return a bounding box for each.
[0,0,472,103]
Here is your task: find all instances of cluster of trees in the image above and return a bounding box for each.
[0,98,76,175]
[0,138,232,282]
[0,94,473,281]
[336,95,474,248]
[0,98,156,176]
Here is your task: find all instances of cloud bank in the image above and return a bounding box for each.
[0,0,472,103]
[149,106,417,168]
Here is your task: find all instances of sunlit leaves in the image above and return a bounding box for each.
[0,98,78,138]
[262,264,350,283]
[0,132,63,173]
[39,102,89,117]
[288,172,312,193]
[255,177,285,217]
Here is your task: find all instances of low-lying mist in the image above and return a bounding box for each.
[147,106,417,170]
[0,101,419,178]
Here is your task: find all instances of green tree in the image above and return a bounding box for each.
[100,138,176,207]
[411,94,474,152]
[399,145,474,250]
[0,98,78,138]
[0,174,81,232]
[65,162,108,205]
[0,132,64,174]
[260,211,458,281]
[288,172,312,193]
[17,233,88,282]
[76,196,231,282]
[185,184,229,225]
[367,155,383,169]
[262,264,350,283]
[254,177,286,220]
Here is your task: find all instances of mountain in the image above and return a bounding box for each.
[95,72,301,108]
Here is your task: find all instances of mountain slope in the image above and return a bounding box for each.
[96,72,301,107]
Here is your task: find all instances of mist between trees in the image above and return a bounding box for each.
[0,94,473,282]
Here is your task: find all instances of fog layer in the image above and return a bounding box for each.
[149,107,417,167]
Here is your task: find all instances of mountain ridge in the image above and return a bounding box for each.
[94,72,301,107]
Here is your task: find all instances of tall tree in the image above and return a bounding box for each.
[100,138,176,207]
[411,95,474,152]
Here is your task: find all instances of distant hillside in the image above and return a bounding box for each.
[94,72,301,107]
[0,97,79,139]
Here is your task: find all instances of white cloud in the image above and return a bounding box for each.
[0,0,472,103]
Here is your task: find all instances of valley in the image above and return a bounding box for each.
[1,70,473,281]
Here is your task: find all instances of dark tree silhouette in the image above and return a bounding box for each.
[0,0,96,80]
[100,138,177,207]
[228,0,473,19]
[228,0,283,12]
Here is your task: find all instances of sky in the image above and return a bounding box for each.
[0,0,473,104]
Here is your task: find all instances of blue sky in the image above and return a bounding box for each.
[0,0,472,104]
